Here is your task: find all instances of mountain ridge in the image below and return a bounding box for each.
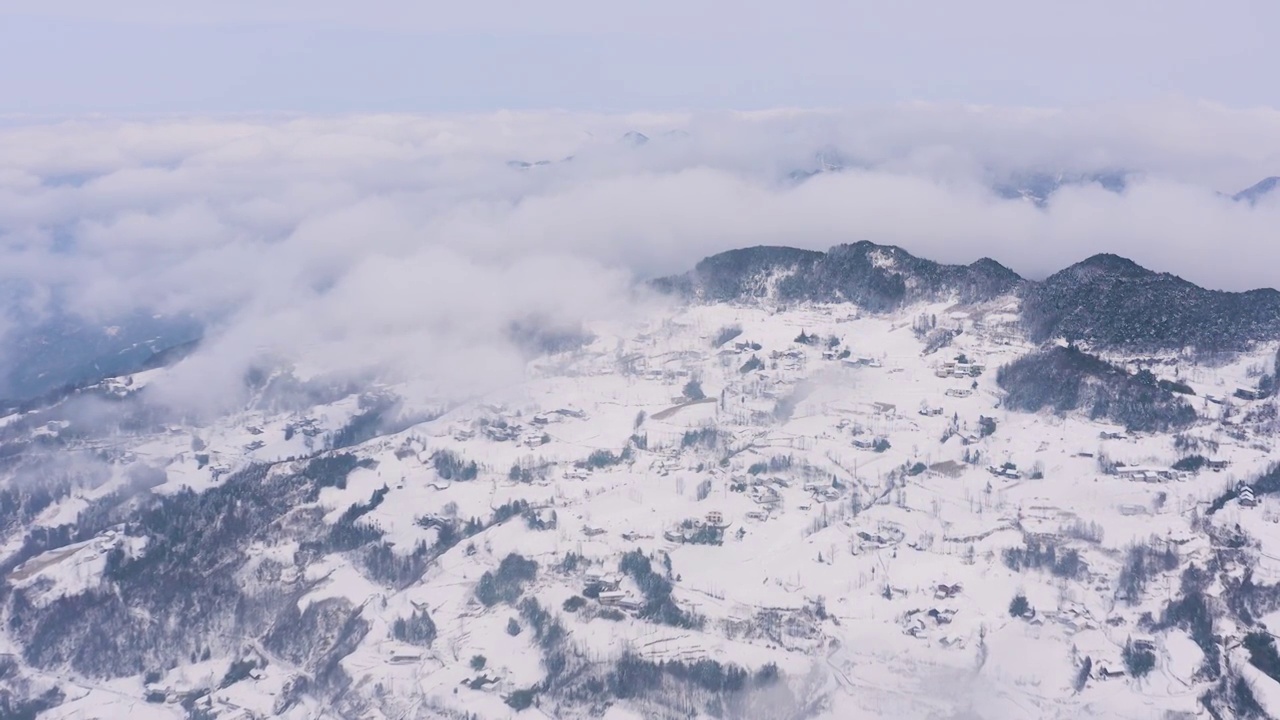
[658,242,1280,351]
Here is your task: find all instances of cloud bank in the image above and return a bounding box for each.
[1,102,1279,407]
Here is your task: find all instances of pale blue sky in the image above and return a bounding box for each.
[1,0,1275,113]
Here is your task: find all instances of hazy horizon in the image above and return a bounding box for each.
[2,1,1277,113]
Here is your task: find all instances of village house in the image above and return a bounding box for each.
[585,572,622,591]
[872,401,897,415]
[597,590,628,606]
[934,583,963,600]
[986,464,1021,480]
[1115,466,1174,482]
[1240,485,1258,507]
[1235,387,1269,401]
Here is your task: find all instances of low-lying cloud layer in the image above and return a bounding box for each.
[1,102,1279,408]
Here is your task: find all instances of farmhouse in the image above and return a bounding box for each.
[597,590,628,606]
[1115,466,1174,482]
[1240,485,1258,507]
[1235,387,1269,401]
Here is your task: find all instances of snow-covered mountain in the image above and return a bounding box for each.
[4,243,1280,719]
[1232,177,1280,205]
[662,243,1280,352]
[990,171,1130,207]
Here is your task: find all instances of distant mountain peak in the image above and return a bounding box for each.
[992,170,1129,207]
[663,242,1280,352]
[1063,253,1153,279]
[656,241,1022,311]
[1233,176,1280,204]
[786,148,855,184]
[621,131,650,147]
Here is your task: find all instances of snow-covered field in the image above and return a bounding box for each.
[4,298,1280,719]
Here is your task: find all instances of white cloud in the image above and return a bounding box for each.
[1,103,1278,408]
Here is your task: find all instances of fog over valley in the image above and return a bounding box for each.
[4,68,1280,720]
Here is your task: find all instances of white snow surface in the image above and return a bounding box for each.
[4,297,1279,719]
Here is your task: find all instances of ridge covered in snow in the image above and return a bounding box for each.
[3,248,1280,719]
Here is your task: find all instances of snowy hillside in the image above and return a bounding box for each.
[4,262,1280,719]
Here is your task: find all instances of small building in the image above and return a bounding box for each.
[987,464,1020,480]
[1235,387,1268,401]
[585,572,622,591]
[852,438,877,450]
[1207,459,1231,472]
[872,402,897,415]
[945,388,972,398]
[934,583,963,600]
[1240,486,1258,507]
[598,590,628,606]
[1094,664,1126,681]
[706,510,725,526]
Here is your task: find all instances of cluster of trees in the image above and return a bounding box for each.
[978,416,997,438]
[329,394,401,450]
[607,654,777,700]
[1008,594,1032,618]
[10,463,353,680]
[475,553,539,607]
[582,447,632,469]
[1116,542,1179,605]
[1122,638,1155,678]
[390,609,437,646]
[219,656,265,689]
[302,453,375,490]
[619,550,703,629]
[747,455,792,475]
[911,312,938,338]
[1158,565,1219,677]
[921,328,959,355]
[432,450,478,481]
[361,540,430,588]
[996,346,1197,432]
[1244,632,1280,683]
[1173,454,1208,472]
[793,330,819,346]
[502,597,574,710]
[1158,378,1195,395]
[695,479,713,501]
[711,325,743,348]
[1209,463,1280,515]
[1062,519,1105,544]
[1001,537,1086,580]
[324,485,390,552]
[681,428,722,449]
[0,683,64,720]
